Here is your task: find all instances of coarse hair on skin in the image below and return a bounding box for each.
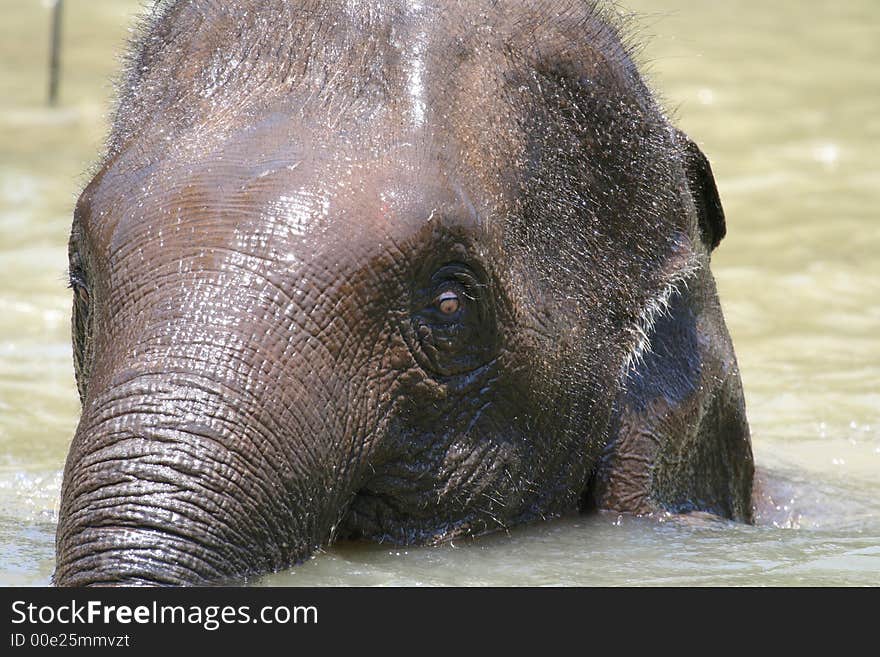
[101,0,657,156]
[84,0,181,172]
[620,250,702,382]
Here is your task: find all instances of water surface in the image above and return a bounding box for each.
[1,0,877,586]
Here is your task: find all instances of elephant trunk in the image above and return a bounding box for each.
[55,355,346,585]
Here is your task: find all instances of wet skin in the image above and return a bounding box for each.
[55,0,753,586]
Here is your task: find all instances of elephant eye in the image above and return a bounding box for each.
[435,290,461,315]
[72,281,89,305]
[67,247,94,404]
[410,261,499,377]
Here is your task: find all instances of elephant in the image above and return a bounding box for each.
[54,0,754,586]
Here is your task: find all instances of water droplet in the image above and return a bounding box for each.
[812,142,840,168]
[697,88,715,105]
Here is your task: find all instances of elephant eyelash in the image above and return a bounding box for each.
[444,270,486,301]
[67,268,86,290]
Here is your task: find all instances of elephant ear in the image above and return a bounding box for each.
[585,267,754,522]
[675,129,726,251]
[583,130,753,522]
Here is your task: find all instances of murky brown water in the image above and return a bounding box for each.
[1,0,877,586]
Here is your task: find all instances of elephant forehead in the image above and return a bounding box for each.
[93,141,487,275]
[103,0,639,205]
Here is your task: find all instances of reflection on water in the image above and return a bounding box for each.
[0,0,877,586]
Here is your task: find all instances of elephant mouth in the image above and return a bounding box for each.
[337,443,524,546]
[337,489,483,546]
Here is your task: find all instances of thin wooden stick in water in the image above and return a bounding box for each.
[48,0,64,106]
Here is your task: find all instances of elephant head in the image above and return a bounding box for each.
[55,0,752,586]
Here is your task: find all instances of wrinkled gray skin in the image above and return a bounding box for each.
[55,0,754,586]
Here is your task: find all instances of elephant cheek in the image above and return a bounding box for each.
[53,370,340,586]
